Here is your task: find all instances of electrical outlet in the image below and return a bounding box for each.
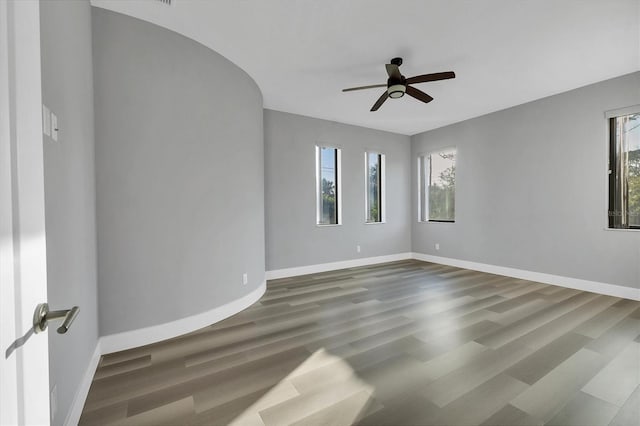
[435,243,440,251]
[356,245,361,253]
[50,385,57,421]
[242,273,248,285]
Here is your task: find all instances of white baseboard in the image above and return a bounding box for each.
[64,282,266,425]
[100,281,267,354]
[411,252,640,301]
[265,252,414,280]
[265,253,638,301]
[64,341,102,426]
[63,252,638,425]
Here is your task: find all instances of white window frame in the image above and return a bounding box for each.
[315,145,342,226]
[364,151,385,224]
[417,147,457,223]
[605,105,640,231]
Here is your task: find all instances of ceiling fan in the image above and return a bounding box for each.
[342,57,455,111]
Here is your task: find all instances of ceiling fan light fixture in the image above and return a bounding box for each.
[388,84,406,98]
[342,58,454,111]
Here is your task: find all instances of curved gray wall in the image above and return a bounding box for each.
[92,9,265,336]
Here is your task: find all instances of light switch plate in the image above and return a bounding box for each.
[42,104,51,136]
[51,113,58,141]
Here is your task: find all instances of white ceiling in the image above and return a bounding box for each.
[91,0,640,136]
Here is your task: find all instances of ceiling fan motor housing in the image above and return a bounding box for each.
[387,76,406,98]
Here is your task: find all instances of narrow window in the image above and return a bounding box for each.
[609,112,640,229]
[419,148,456,222]
[316,146,341,225]
[366,152,384,223]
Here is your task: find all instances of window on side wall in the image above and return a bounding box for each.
[316,146,341,225]
[609,112,640,229]
[365,152,385,223]
[418,148,456,222]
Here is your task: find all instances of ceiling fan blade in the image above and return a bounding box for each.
[370,91,389,111]
[385,63,401,79]
[406,86,434,104]
[342,83,387,92]
[405,71,456,85]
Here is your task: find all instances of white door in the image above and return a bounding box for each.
[0,0,51,424]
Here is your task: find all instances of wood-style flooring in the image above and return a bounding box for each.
[79,260,640,426]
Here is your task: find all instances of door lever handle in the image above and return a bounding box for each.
[33,303,80,334]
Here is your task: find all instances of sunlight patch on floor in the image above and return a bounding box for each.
[230,348,375,426]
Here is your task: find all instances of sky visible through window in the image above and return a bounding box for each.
[430,150,454,185]
[319,147,338,224]
[625,113,640,151]
[321,148,336,186]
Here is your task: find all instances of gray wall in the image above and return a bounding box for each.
[412,72,640,289]
[92,9,265,335]
[40,1,99,424]
[264,109,411,270]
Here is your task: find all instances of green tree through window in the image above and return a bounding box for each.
[420,149,456,222]
[610,113,640,229]
[626,115,640,226]
[317,146,340,225]
[321,178,336,224]
[366,153,383,223]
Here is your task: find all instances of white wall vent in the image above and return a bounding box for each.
[154,0,172,5]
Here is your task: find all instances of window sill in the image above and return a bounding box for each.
[365,221,386,225]
[603,227,640,232]
[418,220,455,224]
[316,223,342,227]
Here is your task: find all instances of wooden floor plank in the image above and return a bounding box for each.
[78,260,640,426]
[509,348,606,422]
[505,332,592,385]
[545,391,618,426]
[581,341,640,406]
[608,385,640,426]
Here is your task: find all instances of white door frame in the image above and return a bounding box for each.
[0,0,50,424]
